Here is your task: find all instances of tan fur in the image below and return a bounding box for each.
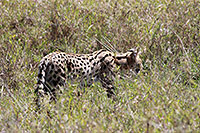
[35,48,142,109]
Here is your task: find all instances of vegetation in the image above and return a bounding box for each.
[0,0,199,132]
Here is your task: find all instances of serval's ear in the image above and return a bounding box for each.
[126,48,137,66]
[135,48,143,72]
[128,48,137,60]
[126,47,142,72]
[130,48,141,60]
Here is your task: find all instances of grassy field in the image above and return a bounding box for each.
[0,0,200,132]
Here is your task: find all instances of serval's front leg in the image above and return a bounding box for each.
[98,72,116,98]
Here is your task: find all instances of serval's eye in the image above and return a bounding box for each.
[135,68,140,73]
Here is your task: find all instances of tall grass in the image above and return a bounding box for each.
[0,0,199,132]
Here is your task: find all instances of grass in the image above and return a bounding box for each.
[0,0,200,132]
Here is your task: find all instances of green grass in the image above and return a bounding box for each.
[0,0,200,132]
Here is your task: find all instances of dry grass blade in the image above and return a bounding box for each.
[101,35,118,53]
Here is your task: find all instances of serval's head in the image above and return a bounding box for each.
[115,48,143,74]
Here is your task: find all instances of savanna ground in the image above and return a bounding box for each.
[0,0,200,132]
